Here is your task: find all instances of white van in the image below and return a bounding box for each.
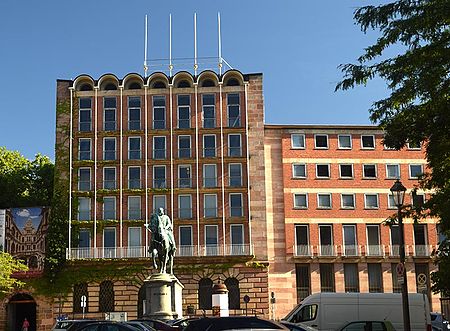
[282,293,431,331]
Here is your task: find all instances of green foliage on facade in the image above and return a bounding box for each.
[336,0,450,295]
[0,252,28,297]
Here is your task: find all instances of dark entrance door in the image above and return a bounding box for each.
[7,293,36,331]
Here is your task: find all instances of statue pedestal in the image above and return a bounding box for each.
[144,273,184,321]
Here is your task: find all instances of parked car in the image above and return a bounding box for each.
[338,321,396,331]
[76,321,140,331]
[167,317,199,329]
[131,319,177,331]
[52,320,101,331]
[126,321,156,331]
[431,312,450,330]
[183,316,288,331]
[280,321,318,331]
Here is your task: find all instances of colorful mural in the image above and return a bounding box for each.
[4,207,49,271]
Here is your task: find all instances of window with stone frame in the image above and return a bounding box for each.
[198,278,213,310]
[99,280,114,312]
[73,282,88,313]
[225,278,240,309]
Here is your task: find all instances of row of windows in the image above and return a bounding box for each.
[78,224,246,253]
[77,193,245,221]
[293,192,425,210]
[292,163,424,180]
[295,224,429,253]
[78,134,244,161]
[77,163,244,190]
[79,94,241,132]
[296,262,429,300]
[291,133,421,150]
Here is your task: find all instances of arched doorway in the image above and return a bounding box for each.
[7,293,36,331]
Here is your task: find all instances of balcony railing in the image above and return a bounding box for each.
[67,244,253,260]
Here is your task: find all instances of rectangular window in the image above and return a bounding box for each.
[78,168,91,191]
[344,264,359,292]
[103,138,116,160]
[339,164,353,178]
[230,193,243,217]
[128,137,141,160]
[203,164,217,188]
[179,226,193,256]
[103,227,116,258]
[407,141,421,150]
[316,164,330,178]
[386,164,400,179]
[103,197,116,220]
[361,135,375,149]
[391,263,402,293]
[341,194,355,209]
[368,263,383,292]
[412,193,425,208]
[202,94,215,128]
[78,197,91,221]
[205,225,218,256]
[231,224,244,253]
[294,193,308,209]
[295,225,309,256]
[314,134,328,149]
[178,95,190,128]
[103,167,116,190]
[104,97,117,131]
[204,194,218,218]
[390,225,400,256]
[388,194,397,209]
[364,194,379,209]
[79,98,92,132]
[343,225,357,256]
[178,165,191,188]
[128,196,141,220]
[153,195,166,214]
[320,264,335,292]
[293,164,306,178]
[291,134,305,149]
[128,97,141,130]
[153,96,166,129]
[153,166,166,189]
[228,134,242,157]
[363,164,377,178]
[319,225,333,256]
[338,135,352,149]
[409,164,423,179]
[367,225,381,256]
[229,163,242,187]
[153,136,166,159]
[178,135,191,158]
[317,193,332,209]
[179,194,192,219]
[128,227,141,257]
[79,139,91,160]
[203,135,216,157]
[414,224,428,256]
[296,264,311,302]
[78,229,91,248]
[227,93,240,127]
[128,166,141,189]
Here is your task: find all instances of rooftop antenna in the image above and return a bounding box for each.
[218,12,223,75]
[194,13,198,76]
[144,15,149,77]
[169,14,173,76]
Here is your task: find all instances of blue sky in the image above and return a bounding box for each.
[0,0,389,160]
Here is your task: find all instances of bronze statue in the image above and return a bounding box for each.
[149,207,176,274]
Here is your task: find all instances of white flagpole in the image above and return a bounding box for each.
[218,12,223,75]
[194,13,198,76]
[144,15,148,77]
[169,14,173,76]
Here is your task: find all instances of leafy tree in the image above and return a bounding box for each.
[336,0,450,295]
[0,252,28,296]
[0,147,54,208]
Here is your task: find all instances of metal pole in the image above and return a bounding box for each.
[398,207,411,331]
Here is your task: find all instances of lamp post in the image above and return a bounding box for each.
[390,179,411,331]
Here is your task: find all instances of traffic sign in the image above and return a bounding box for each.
[417,273,427,285]
[81,295,87,308]
[396,263,405,277]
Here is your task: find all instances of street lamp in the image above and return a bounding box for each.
[390,179,411,331]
